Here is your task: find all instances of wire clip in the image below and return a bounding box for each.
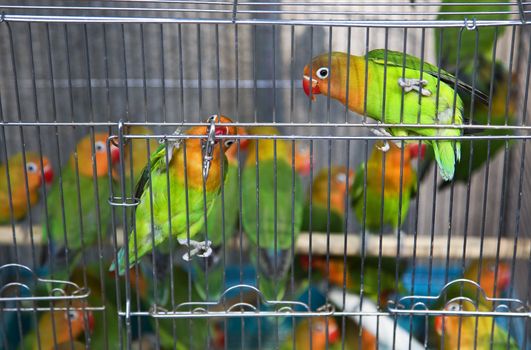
[202,115,218,181]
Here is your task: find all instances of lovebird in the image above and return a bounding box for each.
[242,127,304,300]
[111,115,238,275]
[0,152,54,224]
[303,50,488,181]
[42,133,120,271]
[281,317,339,350]
[19,300,94,350]
[432,282,519,349]
[302,166,354,233]
[351,142,424,234]
[192,128,248,300]
[464,259,511,298]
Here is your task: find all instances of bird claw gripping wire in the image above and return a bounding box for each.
[178,238,213,261]
[370,128,392,152]
[397,77,432,97]
[202,115,218,181]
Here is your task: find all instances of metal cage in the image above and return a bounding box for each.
[0,1,529,349]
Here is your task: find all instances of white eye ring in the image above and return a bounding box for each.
[208,115,217,123]
[336,173,347,183]
[224,139,235,148]
[447,302,461,312]
[316,67,329,79]
[67,310,78,320]
[94,141,106,153]
[26,162,38,173]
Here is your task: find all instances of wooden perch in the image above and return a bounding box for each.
[0,225,529,259]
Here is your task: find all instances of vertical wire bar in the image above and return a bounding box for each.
[28,22,54,350]
[289,25,295,124]
[290,141,296,350]
[160,24,167,124]
[307,25,313,123]
[236,139,243,350]
[254,138,262,350]
[273,138,279,349]
[196,24,203,118]
[0,22,26,350]
[272,25,276,123]
[340,26,352,350]
[252,25,257,122]
[177,24,185,122]
[119,23,134,349]
[425,24,442,342]
[307,139,314,350]
[139,23,153,348]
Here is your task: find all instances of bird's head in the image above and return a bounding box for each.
[17,153,54,190]
[74,133,120,177]
[303,52,346,101]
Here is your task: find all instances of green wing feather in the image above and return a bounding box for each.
[367,49,489,104]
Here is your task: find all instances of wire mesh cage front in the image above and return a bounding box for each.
[0,1,530,349]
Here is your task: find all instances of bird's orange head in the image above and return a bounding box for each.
[225,126,248,164]
[187,115,238,153]
[10,152,54,190]
[303,52,347,101]
[72,133,120,177]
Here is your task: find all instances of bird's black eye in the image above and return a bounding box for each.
[316,67,329,79]
[94,141,106,153]
[207,115,217,123]
[26,162,38,173]
[67,310,78,321]
[224,139,235,148]
[447,302,461,312]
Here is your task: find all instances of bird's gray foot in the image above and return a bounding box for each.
[178,238,213,261]
[398,77,431,96]
[370,128,393,152]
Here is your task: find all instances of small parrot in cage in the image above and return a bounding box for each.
[111,115,238,276]
[464,259,511,298]
[191,127,248,301]
[42,133,120,271]
[242,127,305,300]
[0,152,54,224]
[303,49,489,181]
[432,282,519,350]
[19,300,94,350]
[302,166,354,233]
[281,316,339,350]
[350,142,424,234]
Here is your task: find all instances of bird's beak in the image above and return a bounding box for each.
[88,312,95,333]
[434,315,443,335]
[110,144,121,164]
[497,265,511,291]
[303,75,320,101]
[409,143,427,160]
[43,164,54,184]
[328,321,340,344]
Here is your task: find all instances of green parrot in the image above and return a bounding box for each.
[42,133,120,273]
[303,49,488,181]
[19,300,94,350]
[351,142,423,234]
[110,115,238,276]
[192,128,248,301]
[302,166,354,233]
[0,152,54,224]
[432,281,519,349]
[242,127,304,300]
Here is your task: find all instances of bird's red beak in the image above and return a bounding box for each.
[110,144,121,164]
[497,264,511,291]
[303,75,320,101]
[409,143,426,160]
[88,312,95,333]
[434,315,443,335]
[328,322,340,344]
[43,164,54,184]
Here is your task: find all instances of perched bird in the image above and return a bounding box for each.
[464,259,511,298]
[433,283,519,349]
[351,142,423,234]
[302,166,354,233]
[242,127,305,300]
[192,127,248,300]
[19,300,94,350]
[42,133,120,271]
[281,317,339,350]
[111,115,238,275]
[0,152,53,224]
[303,50,487,181]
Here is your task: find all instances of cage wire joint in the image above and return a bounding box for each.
[202,115,218,181]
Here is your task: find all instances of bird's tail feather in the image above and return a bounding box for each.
[432,140,460,181]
